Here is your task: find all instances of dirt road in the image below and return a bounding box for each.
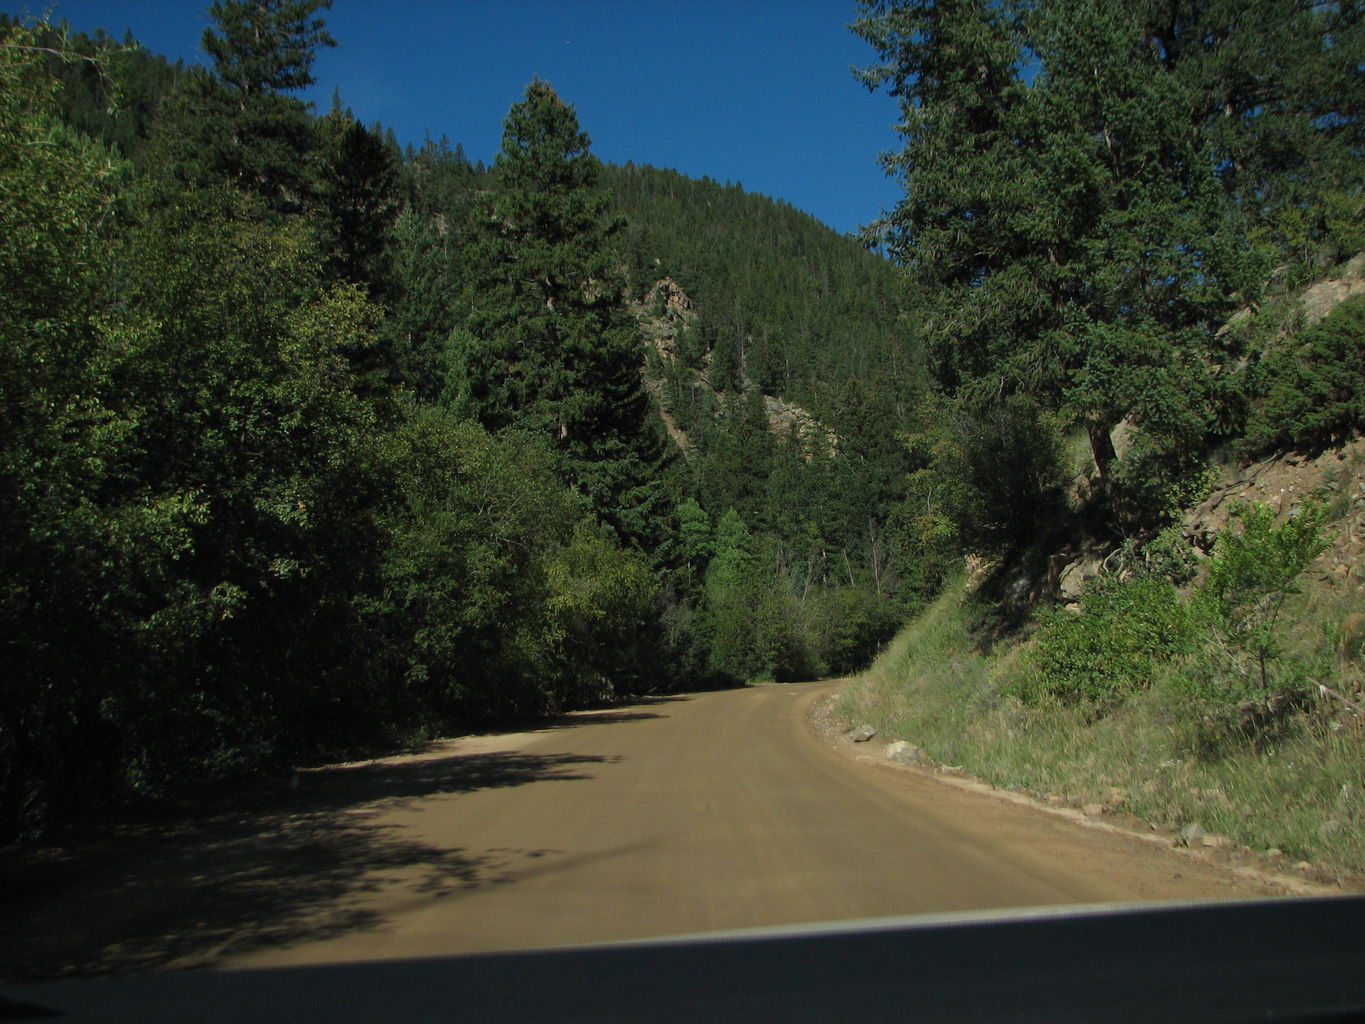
[3,681,1278,979]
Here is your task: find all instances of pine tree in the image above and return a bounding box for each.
[201,0,335,97]
[445,80,666,548]
[855,0,1262,521]
[852,0,1037,396]
[148,0,335,212]
[319,99,400,296]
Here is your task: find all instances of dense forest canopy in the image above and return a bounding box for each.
[1,0,1360,841]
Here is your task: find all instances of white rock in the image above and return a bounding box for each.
[884,740,921,764]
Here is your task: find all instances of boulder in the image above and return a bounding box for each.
[848,724,877,743]
[884,740,921,764]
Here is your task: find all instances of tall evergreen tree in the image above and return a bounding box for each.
[148,0,335,212]
[319,100,401,296]
[445,80,666,547]
[855,0,1263,521]
[852,0,1035,395]
[200,0,335,96]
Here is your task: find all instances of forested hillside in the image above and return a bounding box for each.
[0,4,929,840]
[602,162,939,682]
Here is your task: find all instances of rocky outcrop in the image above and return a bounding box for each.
[764,395,838,452]
[633,277,697,361]
[1298,252,1365,326]
[1220,251,1365,342]
[631,276,839,459]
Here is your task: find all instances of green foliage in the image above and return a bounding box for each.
[1242,296,1365,456]
[842,575,1365,877]
[541,520,657,704]
[674,497,712,593]
[704,567,811,684]
[0,14,186,164]
[0,23,143,834]
[201,0,335,97]
[854,0,1358,527]
[704,508,754,595]
[381,201,462,401]
[909,394,1069,560]
[1190,501,1333,699]
[146,1,335,213]
[373,410,592,720]
[601,159,931,674]
[1016,575,1194,704]
[446,80,666,549]
[1184,1,1364,277]
[1014,501,1331,709]
[0,33,673,838]
[318,105,401,296]
[602,161,914,423]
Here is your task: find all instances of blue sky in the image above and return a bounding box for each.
[21,1,905,236]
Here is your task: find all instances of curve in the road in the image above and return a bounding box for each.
[2,681,1278,979]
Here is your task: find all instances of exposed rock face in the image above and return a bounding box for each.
[764,395,838,452]
[633,277,697,362]
[1220,251,1365,341]
[1298,252,1365,326]
[631,276,838,459]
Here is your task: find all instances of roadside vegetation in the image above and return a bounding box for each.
[0,3,923,842]
[838,494,1365,881]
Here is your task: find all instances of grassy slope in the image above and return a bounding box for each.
[836,485,1365,885]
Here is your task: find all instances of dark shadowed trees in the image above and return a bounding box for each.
[445,80,667,550]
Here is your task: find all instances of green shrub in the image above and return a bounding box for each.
[1014,574,1195,704]
[1186,500,1332,700]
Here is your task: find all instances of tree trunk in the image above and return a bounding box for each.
[1086,414,1117,483]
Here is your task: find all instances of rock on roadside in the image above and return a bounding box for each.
[885,740,923,765]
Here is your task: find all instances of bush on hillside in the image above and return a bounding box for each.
[1013,573,1195,705]
[1012,500,1333,714]
[1184,500,1333,702]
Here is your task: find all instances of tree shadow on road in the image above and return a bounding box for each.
[0,748,617,982]
[503,693,694,735]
